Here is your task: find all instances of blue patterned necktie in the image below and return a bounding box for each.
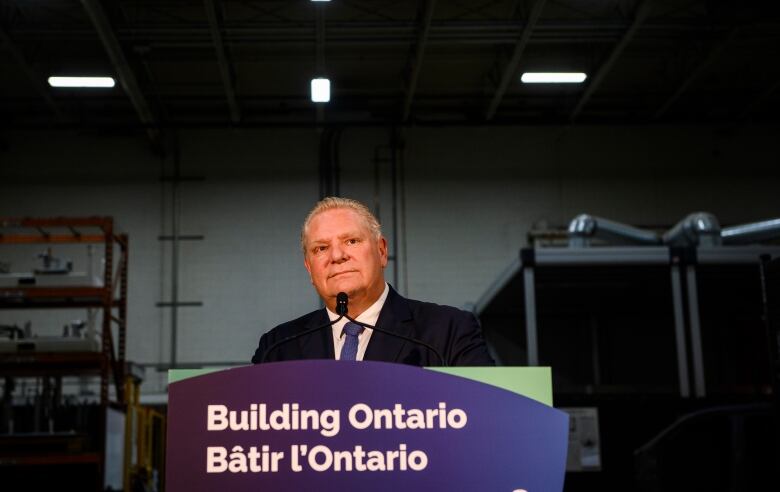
[339,322,364,361]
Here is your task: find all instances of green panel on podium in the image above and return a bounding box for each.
[169,365,552,406]
[428,367,552,405]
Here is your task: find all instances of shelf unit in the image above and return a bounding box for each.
[0,216,128,489]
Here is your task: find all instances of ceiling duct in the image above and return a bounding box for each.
[567,214,661,247]
[721,218,780,245]
[568,212,780,248]
[662,212,721,247]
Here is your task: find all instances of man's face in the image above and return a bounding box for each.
[303,208,388,303]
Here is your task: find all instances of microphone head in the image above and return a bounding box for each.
[336,292,348,315]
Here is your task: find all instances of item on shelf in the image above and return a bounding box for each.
[0,320,100,353]
[62,320,87,338]
[0,246,104,288]
[0,323,26,340]
[34,248,73,274]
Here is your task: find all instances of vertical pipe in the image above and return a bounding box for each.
[399,133,408,296]
[314,2,326,125]
[523,266,539,366]
[670,264,691,398]
[686,265,706,397]
[170,136,180,367]
[315,4,325,125]
[315,6,324,74]
[373,147,381,220]
[390,129,399,289]
[333,129,341,197]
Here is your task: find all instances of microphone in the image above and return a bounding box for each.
[258,292,349,364]
[335,292,348,315]
[341,295,448,367]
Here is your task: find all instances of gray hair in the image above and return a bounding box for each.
[301,197,382,253]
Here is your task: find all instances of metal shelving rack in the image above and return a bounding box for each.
[0,216,128,488]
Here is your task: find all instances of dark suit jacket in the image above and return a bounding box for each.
[251,287,494,366]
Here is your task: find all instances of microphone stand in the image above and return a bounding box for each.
[259,293,350,364]
[344,315,448,367]
[259,292,448,366]
[259,315,343,364]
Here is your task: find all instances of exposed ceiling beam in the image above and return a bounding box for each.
[653,27,739,120]
[402,0,436,122]
[0,26,65,122]
[484,0,547,121]
[569,0,652,122]
[79,0,159,142]
[7,20,732,47]
[204,0,240,124]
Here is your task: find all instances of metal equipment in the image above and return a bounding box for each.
[476,212,780,491]
[34,248,73,274]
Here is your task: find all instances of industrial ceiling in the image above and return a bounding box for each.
[1,0,779,130]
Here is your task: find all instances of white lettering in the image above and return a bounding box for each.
[228,446,248,473]
[207,405,228,431]
[347,403,467,431]
[348,403,373,429]
[296,445,427,472]
[320,409,340,437]
[206,447,227,473]
[308,445,333,472]
[408,450,428,471]
[448,408,467,429]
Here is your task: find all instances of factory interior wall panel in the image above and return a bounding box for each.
[180,128,319,180]
[402,176,544,309]
[0,131,158,182]
[557,176,780,226]
[173,179,319,364]
[171,129,320,364]
[402,125,779,180]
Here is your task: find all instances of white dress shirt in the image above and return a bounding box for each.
[327,283,389,361]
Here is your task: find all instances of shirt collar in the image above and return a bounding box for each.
[326,282,390,329]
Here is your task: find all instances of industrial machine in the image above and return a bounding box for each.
[476,213,780,491]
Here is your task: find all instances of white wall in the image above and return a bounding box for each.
[1,125,778,394]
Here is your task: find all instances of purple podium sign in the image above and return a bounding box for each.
[167,361,568,491]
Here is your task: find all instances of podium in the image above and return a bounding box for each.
[167,361,568,491]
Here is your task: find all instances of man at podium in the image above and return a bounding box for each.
[252,197,494,366]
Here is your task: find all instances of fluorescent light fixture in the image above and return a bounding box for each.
[48,76,116,88]
[311,0,331,2]
[521,72,587,84]
[311,78,331,103]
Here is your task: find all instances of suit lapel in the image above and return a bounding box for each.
[298,309,335,360]
[364,287,414,363]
